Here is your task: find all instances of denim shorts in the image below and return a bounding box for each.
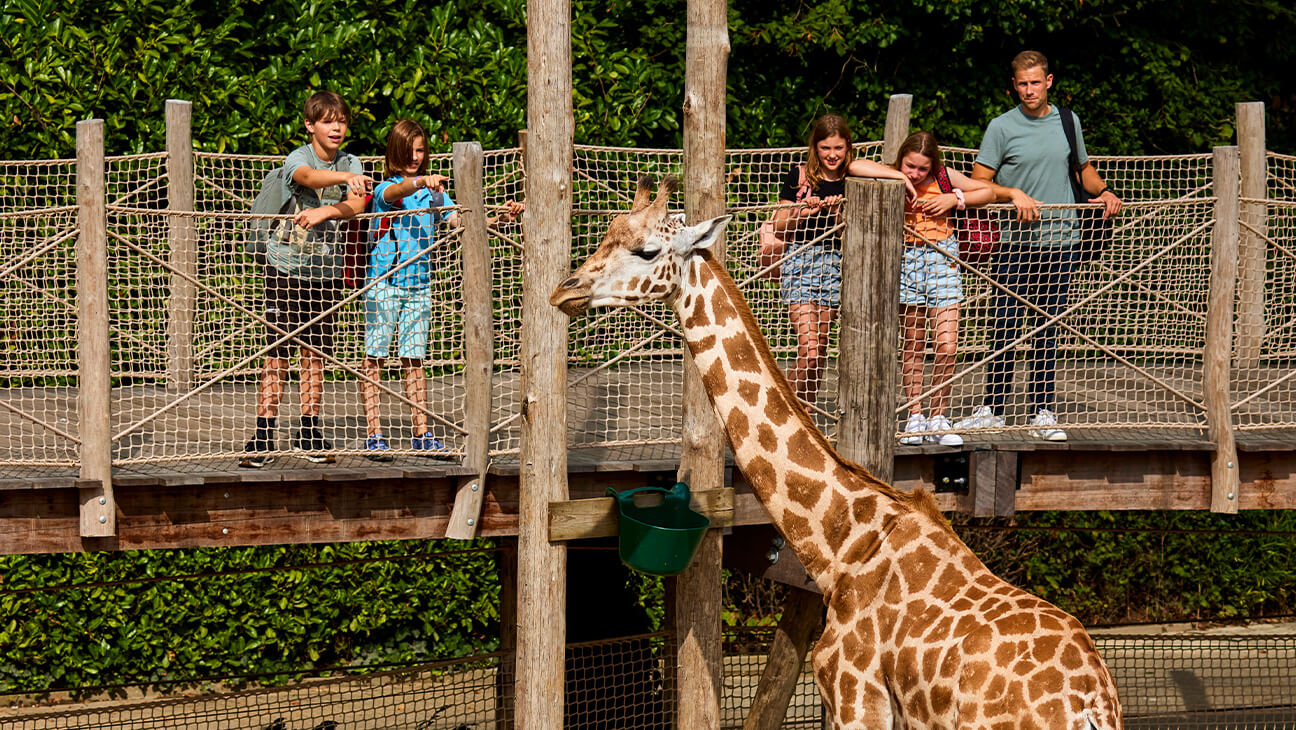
[364,279,433,359]
[900,235,962,308]
[780,246,841,307]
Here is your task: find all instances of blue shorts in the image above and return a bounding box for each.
[900,235,962,308]
[780,246,841,307]
[364,280,432,360]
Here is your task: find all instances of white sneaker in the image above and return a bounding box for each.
[924,415,964,447]
[899,413,927,445]
[1029,408,1068,441]
[954,405,1005,431]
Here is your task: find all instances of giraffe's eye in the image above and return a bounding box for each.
[631,247,658,261]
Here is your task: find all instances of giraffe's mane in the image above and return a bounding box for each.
[697,249,956,533]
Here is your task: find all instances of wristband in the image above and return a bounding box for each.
[410,176,422,190]
[953,188,966,211]
[1097,186,1112,198]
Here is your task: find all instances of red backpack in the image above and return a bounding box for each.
[933,166,1000,266]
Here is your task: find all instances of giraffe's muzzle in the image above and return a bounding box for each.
[549,281,591,316]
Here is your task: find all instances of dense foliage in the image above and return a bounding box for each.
[2,0,1293,158]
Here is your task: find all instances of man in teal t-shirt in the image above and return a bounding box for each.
[958,51,1123,442]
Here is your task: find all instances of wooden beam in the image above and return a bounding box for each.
[676,0,730,725]
[164,99,197,392]
[1205,146,1241,514]
[548,487,733,541]
[447,141,491,540]
[77,119,113,537]
[1234,102,1267,366]
[742,588,824,730]
[518,0,574,722]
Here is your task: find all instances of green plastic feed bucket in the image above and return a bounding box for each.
[608,482,711,576]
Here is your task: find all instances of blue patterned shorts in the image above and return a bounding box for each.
[364,280,433,360]
[900,235,962,308]
[780,246,841,307]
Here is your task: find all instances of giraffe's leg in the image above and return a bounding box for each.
[811,632,894,729]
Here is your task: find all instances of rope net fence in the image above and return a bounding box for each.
[5,629,1292,729]
[0,139,1284,476]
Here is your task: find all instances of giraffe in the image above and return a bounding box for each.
[550,176,1123,730]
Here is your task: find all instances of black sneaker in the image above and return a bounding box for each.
[239,437,276,469]
[293,426,336,464]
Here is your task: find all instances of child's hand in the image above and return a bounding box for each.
[501,199,525,222]
[345,174,374,196]
[801,195,823,215]
[294,206,333,229]
[422,174,450,192]
[920,193,958,216]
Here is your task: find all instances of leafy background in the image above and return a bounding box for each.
[2,0,1296,699]
[1,0,1293,158]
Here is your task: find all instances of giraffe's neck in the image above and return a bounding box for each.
[672,253,904,592]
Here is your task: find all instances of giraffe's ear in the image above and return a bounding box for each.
[673,215,731,255]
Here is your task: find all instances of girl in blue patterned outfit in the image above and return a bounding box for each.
[360,119,453,460]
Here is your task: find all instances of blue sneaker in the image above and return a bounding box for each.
[365,433,394,462]
[411,432,453,460]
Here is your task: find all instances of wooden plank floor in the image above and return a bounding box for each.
[2,358,1295,487]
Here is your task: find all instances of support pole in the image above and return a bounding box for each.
[164,99,197,391]
[1205,146,1240,514]
[742,588,823,730]
[675,1,729,728]
[447,141,491,540]
[881,94,913,166]
[839,178,905,482]
[518,0,572,725]
[1235,102,1267,366]
[77,119,114,536]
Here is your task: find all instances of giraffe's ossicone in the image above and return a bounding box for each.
[552,176,1122,730]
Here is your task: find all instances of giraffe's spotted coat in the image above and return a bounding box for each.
[549,177,1123,730]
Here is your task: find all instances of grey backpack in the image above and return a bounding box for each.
[244,166,306,270]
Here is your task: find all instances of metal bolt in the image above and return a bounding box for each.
[224,492,230,499]
[1227,461,1235,469]
[467,518,475,527]
[98,515,107,524]
[766,547,781,564]
[772,536,786,550]
[222,528,229,535]
[98,497,106,505]
[471,482,479,492]
[1227,492,1235,500]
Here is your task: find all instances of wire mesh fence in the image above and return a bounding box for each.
[0,134,1288,477]
[6,629,1293,729]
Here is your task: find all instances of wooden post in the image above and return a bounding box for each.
[77,119,114,537]
[675,2,729,730]
[1205,146,1241,514]
[1235,102,1267,367]
[495,540,518,730]
[839,178,904,482]
[447,141,491,540]
[518,0,572,725]
[164,99,197,391]
[881,94,913,166]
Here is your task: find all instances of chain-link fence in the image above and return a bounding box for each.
[6,629,1293,729]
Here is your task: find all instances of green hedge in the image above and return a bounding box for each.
[2,0,1293,159]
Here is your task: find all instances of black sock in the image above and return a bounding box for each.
[254,416,276,443]
[300,414,319,431]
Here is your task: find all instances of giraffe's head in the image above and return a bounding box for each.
[550,175,731,316]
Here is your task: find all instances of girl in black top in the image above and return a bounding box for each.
[769,114,911,406]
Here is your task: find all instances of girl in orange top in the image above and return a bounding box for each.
[892,132,997,447]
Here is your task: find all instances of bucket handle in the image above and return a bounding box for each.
[606,482,691,503]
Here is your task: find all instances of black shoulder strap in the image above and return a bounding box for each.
[933,165,953,194]
[1058,106,1081,174]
